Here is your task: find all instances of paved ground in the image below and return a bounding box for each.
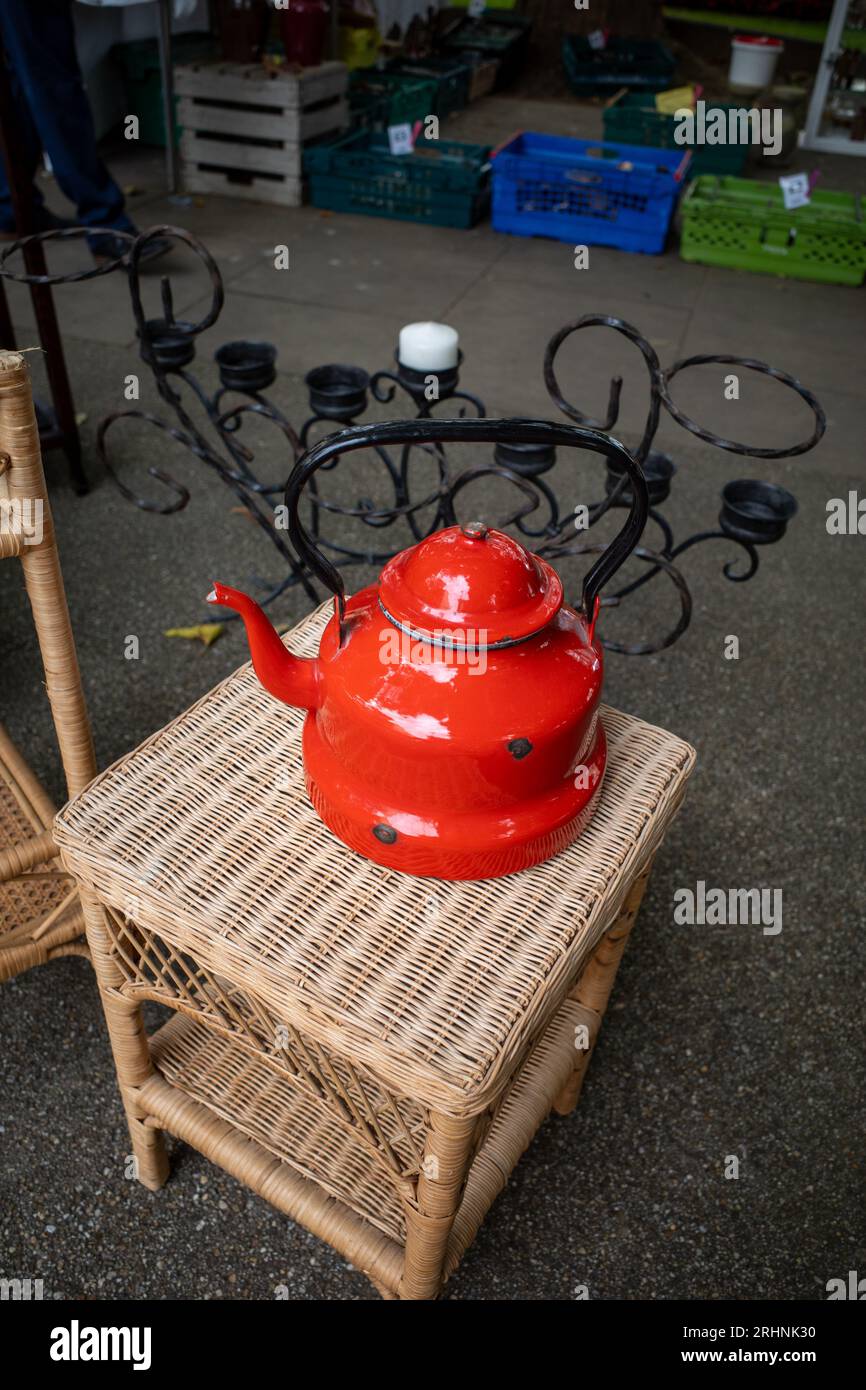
[1,95,864,1301]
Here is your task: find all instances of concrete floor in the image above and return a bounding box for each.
[1,95,864,1301]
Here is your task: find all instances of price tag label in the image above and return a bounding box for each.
[588,28,607,50]
[779,172,810,210]
[388,123,414,156]
[468,0,486,17]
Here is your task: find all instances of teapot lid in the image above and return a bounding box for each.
[378,524,563,648]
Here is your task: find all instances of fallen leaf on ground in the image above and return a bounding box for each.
[164,623,225,648]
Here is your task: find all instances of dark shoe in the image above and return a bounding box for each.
[0,206,76,241]
[89,229,173,269]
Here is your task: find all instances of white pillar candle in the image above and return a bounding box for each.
[398,321,459,372]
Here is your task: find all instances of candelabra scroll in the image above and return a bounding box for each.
[0,226,133,285]
[543,314,663,466]
[298,365,447,565]
[283,417,650,646]
[0,223,311,608]
[660,353,826,458]
[297,352,488,560]
[540,314,825,653]
[369,350,487,542]
[115,225,316,607]
[369,349,485,418]
[540,537,693,656]
[0,228,827,656]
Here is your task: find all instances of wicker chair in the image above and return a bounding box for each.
[0,351,95,981]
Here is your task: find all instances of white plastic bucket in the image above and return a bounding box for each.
[729,35,783,95]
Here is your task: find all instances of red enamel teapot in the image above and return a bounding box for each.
[209,418,648,880]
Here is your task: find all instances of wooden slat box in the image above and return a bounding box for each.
[468,58,499,102]
[176,60,349,207]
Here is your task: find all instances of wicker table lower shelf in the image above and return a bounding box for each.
[0,725,86,980]
[139,996,595,1296]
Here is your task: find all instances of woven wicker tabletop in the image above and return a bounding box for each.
[55,603,695,1115]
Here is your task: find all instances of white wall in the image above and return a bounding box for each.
[374,0,445,35]
[73,0,210,138]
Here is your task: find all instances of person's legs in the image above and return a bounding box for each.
[0,0,134,235]
[0,48,45,231]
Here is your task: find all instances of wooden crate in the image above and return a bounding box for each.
[176,60,349,207]
[468,58,499,102]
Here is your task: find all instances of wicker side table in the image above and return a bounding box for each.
[54,603,695,1300]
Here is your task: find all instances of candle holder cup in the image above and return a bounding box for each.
[395,349,462,404]
[494,439,557,477]
[606,451,675,507]
[140,318,197,371]
[305,364,370,421]
[215,341,277,393]
[719,479,798,545]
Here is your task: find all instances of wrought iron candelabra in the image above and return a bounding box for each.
[0,224,825,654]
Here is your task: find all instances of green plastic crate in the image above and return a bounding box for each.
[443,12,531,88]
[444,11,530,53]
[349,71,438,130]
[680,176,866,286]
[386,56,474,118]
[112,33,215,147]
[604,94,748,178]
[305,131,491,228]
[562,36,674,97]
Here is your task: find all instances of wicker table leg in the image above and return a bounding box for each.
[398,1113,477,1300]
[552,860,653,1117]
[79,889,170,1190]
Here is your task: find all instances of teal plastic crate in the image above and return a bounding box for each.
[563,37,675,97]
[604,94,748,178]
[305,131,491,227]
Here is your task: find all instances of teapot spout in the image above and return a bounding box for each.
[208,582,320,711]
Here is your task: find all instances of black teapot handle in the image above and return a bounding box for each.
[284,416,648,631]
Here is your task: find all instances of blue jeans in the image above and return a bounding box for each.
[0,0,133,235]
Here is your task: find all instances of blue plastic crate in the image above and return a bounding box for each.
[492,133,690,254]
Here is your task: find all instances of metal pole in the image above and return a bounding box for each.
[330,0,340,61]
[156,0,179,194]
